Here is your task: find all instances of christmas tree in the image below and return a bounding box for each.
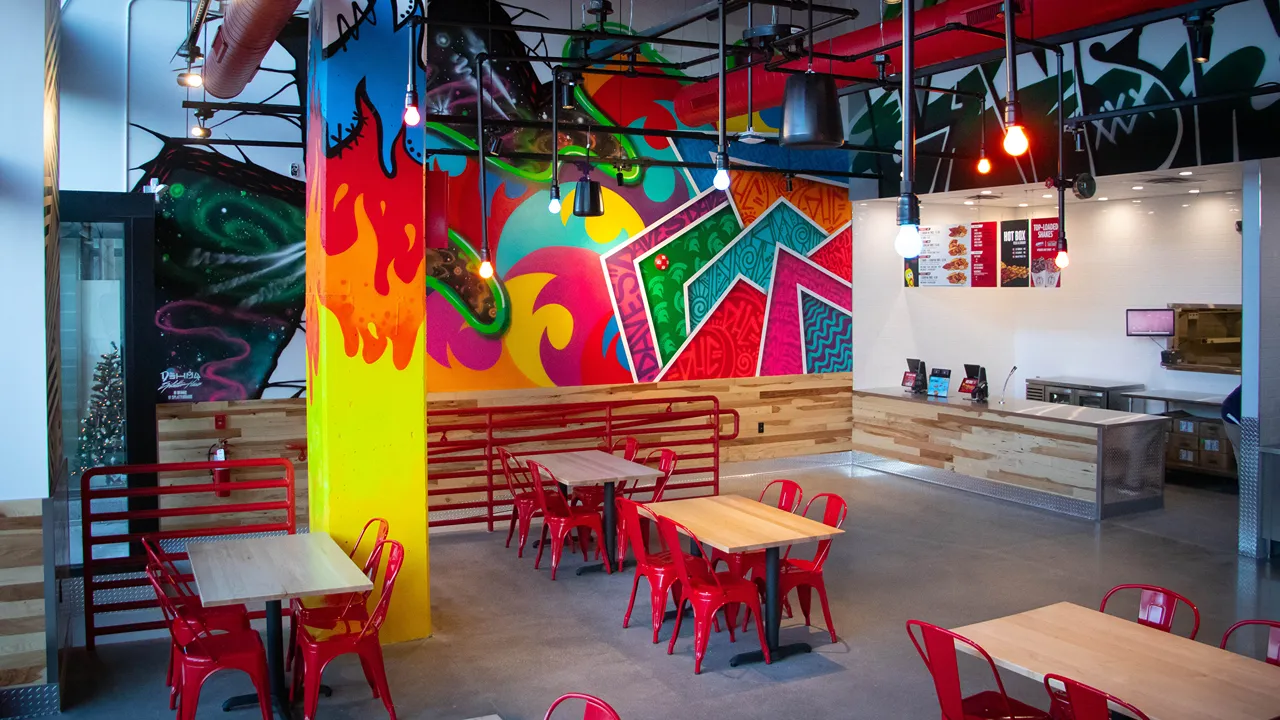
[76,343,126,477]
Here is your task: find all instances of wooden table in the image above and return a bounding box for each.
[648,495,844,666]
[523,450,662,575]
[188,533,373,719]
[952,602,1280,720]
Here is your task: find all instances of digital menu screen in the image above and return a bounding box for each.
[928,369,952,398]
[1126,309,1176,336]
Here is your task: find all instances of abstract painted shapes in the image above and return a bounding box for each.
[685,199,829,332]
[807,222,852,282]
[637,204,742,365]
[801,291,853,375]
[660,280,767,382]
[600,188,731,383]
[728,170,852,235]
[758,245,853,377]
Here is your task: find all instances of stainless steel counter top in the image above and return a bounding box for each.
[1026,376,1145,391]
[853,387,1170,428]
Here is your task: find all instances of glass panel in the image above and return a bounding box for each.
[59,221,128,564]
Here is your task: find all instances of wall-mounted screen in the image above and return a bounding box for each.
[1126,309,1175,337]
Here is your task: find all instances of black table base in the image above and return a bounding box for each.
[725,547,813,667]
[221,600,290,718]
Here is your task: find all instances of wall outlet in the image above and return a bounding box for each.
[757,422,765,434]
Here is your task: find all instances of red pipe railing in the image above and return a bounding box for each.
[427,395,739,530]
[80,458,295,649]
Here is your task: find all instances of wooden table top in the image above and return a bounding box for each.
[187,533,373,607]
[522,450,663,488]
[952,602,1280,720]
[647,495,843,553]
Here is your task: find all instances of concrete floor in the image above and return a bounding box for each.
[62,461,1278,720]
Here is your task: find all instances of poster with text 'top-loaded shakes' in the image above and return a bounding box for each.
[1030,217,1063,288]
[999,219,1030,287]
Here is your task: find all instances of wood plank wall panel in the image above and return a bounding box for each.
[0,501,46,688]
[850,393,1099,500]
[156,373,853,515]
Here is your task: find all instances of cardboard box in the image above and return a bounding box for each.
[1168,434,1199,453]
[1199,420,1225,440]
[1202,451,1231,471]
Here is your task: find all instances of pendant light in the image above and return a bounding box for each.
[476,54,494,279]
[1001,0,1028,157]
[404,21,421,126]
[780,0,842,148]
[1055,235,1070,269]
[712,0,733,191]
[737,3,766,145]
[976,100,992,175]
[573,126,604,217]
[548,70,562,214]
[895,0,922,259]
[1185,10,1214,64]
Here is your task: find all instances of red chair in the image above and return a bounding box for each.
[710,479,802,578]
[142,538,251,710]
[578,437,641,510]
[1043,673,1150,720]
[499,447,549,557]
[616,449,678,565]
[527,461,612,580]
[742,493,848,643]
[657,516,769,674]
[619,498,688,643]
[907,620,1049,720]
[288,518,390,667]
[544,692,622,720]
[291,539,404,720]
[145,564,271,720]
[1099,584,1200,639]
[1220,619,1280,666]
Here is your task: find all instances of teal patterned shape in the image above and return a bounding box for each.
[801,291,853,374]
[686,201,829,332]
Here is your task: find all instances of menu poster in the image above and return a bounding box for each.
[969,221,997,287]
[915,224,971,287]
[1000,219,1030,287]
[1030,217,1063,288]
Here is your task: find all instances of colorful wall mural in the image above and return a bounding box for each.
[308,0,855,396]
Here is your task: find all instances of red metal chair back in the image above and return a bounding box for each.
[616,498,658,564]
[797,493,848,569]
[143,560,220,658]
[543,692,622,720]
[759,479,802,513]
[526,461,573,519]
[1099,584,1200,639]
[358,539,405,643]
[906,620,1015,720]
[141,537,197,600]
[655,516,726,594]
[627,449,677,503]
[350,517,390,567]
[1043,673,1151,720]
[598,436,640,462]
[1220,619,1280,666]
[499,446,535,497]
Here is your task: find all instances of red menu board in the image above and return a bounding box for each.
[1030,217,1062,288]
[969,221,997,287]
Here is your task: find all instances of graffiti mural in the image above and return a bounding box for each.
[846,0,1280,196]
[312,0,855,393]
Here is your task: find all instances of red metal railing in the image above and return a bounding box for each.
[80,458,295,649]
[427,395,739,530]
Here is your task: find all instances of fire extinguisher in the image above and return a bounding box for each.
[209,439,231,498]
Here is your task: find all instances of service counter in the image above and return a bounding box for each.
[851,388,1170,519]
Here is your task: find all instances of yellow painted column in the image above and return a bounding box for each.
[305,1,429,642]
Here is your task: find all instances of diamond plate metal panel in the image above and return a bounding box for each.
[1239,417,1264,558]
[852,457,1096,520]
[0,683,59,719]
[1098,422,1165,511]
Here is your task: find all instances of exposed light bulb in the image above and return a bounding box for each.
[478,260,494,279]
[190,124,210,138]
[713,168,731,191]
[548,185,562,214]
[1002,125,1029,156]
[977,156,992,175]
[1055,250,1071,269]
[895,224,923,259]
[403,105,421,127]
[177,72,202,88]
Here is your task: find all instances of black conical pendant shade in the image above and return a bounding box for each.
[573,176,604,217]
[780,73,844,148]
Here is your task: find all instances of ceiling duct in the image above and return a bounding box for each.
[202,0,303,99]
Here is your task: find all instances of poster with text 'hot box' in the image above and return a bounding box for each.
[1000,219,1030,287]
[912,224,970,287]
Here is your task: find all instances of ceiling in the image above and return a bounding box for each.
[907,162,1245,209]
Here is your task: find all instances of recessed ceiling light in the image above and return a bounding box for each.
[1148,211,1154,215]
[980,190,992,195]
[1098,197,1109,201]
[1132,199,1141,203]
[1189,189,1200,194]
[1132,185,1144,191]
[1182,204,1190,207]
[1018,203,1029,207]
[963,201,974,205]
[1179,171,1193,176]
[1227,191,1235,195]
[1042,193,1053,199]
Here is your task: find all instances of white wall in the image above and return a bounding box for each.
[853,191,1244,401]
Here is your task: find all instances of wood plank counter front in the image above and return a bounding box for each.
[851,388,1170,518]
